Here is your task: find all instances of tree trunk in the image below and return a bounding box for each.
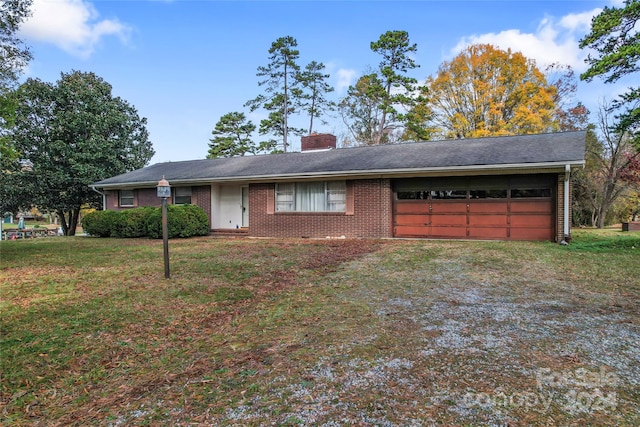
[58,208,80,236]
[376,114,386,145]
[597,195,611,229]
[375,80,393,145]
[308,98,315,135]
[596,181,617,229]
[597,209,606,229]
[68,207,80,236]
[57,209,69,235]
[283,63,288,153]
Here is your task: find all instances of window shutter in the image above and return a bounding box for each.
[346,181,354,215]
[266,185,275,214]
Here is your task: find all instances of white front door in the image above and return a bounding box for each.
[214,184,244,229]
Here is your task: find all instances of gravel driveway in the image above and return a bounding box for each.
[221,241,639,426]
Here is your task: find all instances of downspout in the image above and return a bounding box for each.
[563,164,570,242]
[91,186,106,211]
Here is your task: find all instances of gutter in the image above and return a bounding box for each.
[91,186,106,211]
[94,160,587,190]
[564,164,571,241]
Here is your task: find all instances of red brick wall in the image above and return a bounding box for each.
[138,189,162,208]
[249,179,392,238]
[192,186,211,229]
[105,189,162,210]
[301,134,337,151]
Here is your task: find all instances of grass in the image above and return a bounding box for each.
[1,230,638,426]
[1,220,56,229]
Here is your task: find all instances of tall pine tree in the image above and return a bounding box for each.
[245,36,304,152]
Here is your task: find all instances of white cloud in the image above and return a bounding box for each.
[558,10,598,33]
[20,0,131,58]
[335,68,357,94]
[449,8,602,72]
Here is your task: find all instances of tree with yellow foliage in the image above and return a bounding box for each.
[426,44,558,139]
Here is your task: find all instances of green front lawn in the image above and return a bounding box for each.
[1,230,638,425]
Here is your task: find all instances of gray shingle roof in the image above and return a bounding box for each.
[93,131,586,188]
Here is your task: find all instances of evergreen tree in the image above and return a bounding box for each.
[298,61,335,134]
[207,112,257,158]
[6,71,154,235]
[245,36,304,152]
[580,0,640,141]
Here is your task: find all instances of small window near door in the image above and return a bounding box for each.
[119,190,134,207]
[174,187,192,204]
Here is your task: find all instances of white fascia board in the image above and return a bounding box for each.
[93,160,586,189]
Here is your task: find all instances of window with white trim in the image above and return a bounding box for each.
[119,190,134,207]
[275,181,346,212]
[174,187,192,204]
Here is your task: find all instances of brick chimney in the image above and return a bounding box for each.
[301,133,336,151]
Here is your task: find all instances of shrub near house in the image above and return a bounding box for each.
[82,205,209,238]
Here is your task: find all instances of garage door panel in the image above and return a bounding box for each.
[510,215,553,227]
[469,202,508,214]
[394,225,431,237]
[510,227,554,241]
[430,202,467,214]
[429,226,468,238]
[511,200,553,213]
[431,214,467,226]
[395,202,430,214]
[395,214,430,226]
[469,227,508,239]
[468,215,508,227]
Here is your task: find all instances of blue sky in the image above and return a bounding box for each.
[18,0,631,164]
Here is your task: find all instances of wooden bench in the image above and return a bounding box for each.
[622,222,640,232]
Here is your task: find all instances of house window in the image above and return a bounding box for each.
[275,181,346,212]
[174,187,192,204]
[119,190,134,207]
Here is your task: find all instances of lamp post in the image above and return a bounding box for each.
[157,176,171,279]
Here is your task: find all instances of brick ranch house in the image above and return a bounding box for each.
[92,131,586,242]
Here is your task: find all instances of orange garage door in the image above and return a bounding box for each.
[393,176,555,241]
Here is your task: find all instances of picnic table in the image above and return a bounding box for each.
[1,227,59,240]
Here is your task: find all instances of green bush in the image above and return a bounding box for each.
[146,207,167,239]
[84,205,209,239]
[82,210,119,237]
[112,207,156,238]
[179,204,210,237]
[146,204,210,239]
